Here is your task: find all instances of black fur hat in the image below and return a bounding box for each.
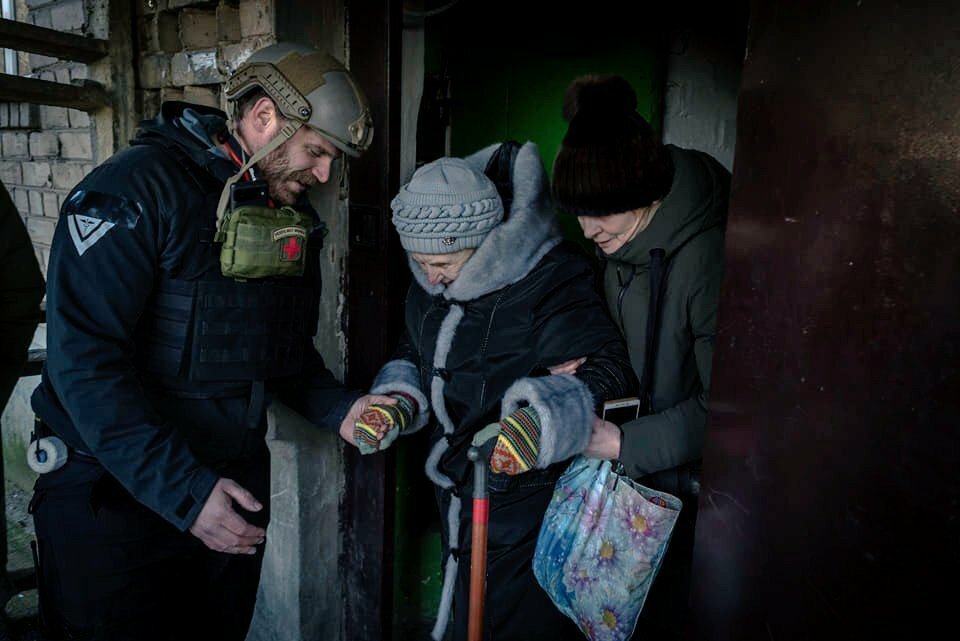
[552,74,674,217]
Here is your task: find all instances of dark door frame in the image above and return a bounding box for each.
[279,1,404,638]
[340,1,404,640]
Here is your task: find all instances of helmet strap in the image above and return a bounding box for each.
[215,120,304,229]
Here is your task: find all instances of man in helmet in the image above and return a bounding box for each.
[29,42,384,640]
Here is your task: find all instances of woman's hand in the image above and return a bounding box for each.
[547,356,586,375]
[353,393,417,454]
[339,394,397,445]
[581,415,623,461]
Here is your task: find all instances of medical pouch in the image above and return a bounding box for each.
[218,205,313,279]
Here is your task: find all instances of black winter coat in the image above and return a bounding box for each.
[371,142,635,641]
[0,181,45,410]
[400,241,632,489]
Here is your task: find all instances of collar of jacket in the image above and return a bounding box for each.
[407,141,562,302]
[604,145,729,269]
[134,101,237,183]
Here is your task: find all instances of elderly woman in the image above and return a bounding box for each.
[345,141,636,641]
[552,74,730,639]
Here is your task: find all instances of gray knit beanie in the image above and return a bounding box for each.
[391,157,504,254]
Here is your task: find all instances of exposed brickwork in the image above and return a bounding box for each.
[140,53,172,89]
[39,105,69,129]
[29,132,60,157]
[58,131,93,160]
[51,161,92,190]
[183,84,220,108]
[49,0,84,31]
[1,1,273,277]
[140,0,274,116]
[21,162,52,188]
[145,11,180,52]
[0,0,97,276]
[171,48,225,85]
[216,3,240,42]
[178,9,218,49]
[239,0,273,38]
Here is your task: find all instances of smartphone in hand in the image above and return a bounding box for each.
[602,397,641,426]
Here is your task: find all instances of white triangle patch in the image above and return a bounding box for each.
[68,214,115,256]
[76,215,101,236]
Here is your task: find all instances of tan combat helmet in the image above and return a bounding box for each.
[224,41,373,157]
[215,42,373,222]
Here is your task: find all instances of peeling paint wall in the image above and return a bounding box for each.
[662,11,748,172]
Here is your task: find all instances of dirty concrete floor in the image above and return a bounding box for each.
[3,480,39,641]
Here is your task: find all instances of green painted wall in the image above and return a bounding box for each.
[446,40,663,250]
[448,48,661,173]
[438,3,665,252]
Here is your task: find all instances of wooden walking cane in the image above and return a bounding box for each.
[466,439,496,641]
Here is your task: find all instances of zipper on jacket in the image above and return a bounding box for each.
[639,248,667,414]
[616,264,637,331]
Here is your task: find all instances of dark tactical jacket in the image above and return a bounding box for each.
[32,102,356,530]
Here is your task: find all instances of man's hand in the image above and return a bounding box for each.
[581,415,623,461]
[189,478,265,555]
[338,394,397,445]
[547,357,586,375]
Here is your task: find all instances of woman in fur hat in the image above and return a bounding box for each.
[552,74,731,640]
[346,142,636,641]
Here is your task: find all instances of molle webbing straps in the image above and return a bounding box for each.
[214,120,303,239]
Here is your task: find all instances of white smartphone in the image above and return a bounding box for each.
[602,396,641,426]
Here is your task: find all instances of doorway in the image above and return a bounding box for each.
[392,2,748,637]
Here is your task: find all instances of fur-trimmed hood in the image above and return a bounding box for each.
[407,142,562,301]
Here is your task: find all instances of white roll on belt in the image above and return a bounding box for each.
[27,436,69,474]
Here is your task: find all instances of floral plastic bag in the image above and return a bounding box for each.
[533,455,682,640]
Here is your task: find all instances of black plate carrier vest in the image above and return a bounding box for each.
[131,138,318,398]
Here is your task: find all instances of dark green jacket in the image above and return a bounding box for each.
[603,145,729,492]
[0,181,45,409]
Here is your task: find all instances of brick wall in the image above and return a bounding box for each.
[0,0,277,276]
[0,0,96,276]
[138,0,275,116]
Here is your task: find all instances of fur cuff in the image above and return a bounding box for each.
[371,359,431,433]
[500,374,594,468]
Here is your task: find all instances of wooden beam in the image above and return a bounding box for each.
[0,74,108,111]
[105,0,136,157]
[0,17,108,63]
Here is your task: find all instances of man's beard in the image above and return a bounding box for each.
[258,145,318,206]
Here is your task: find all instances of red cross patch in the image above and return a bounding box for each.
[280,236,303,261]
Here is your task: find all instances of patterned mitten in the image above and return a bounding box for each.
[354,393,417,455]
[489,406,541,475]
